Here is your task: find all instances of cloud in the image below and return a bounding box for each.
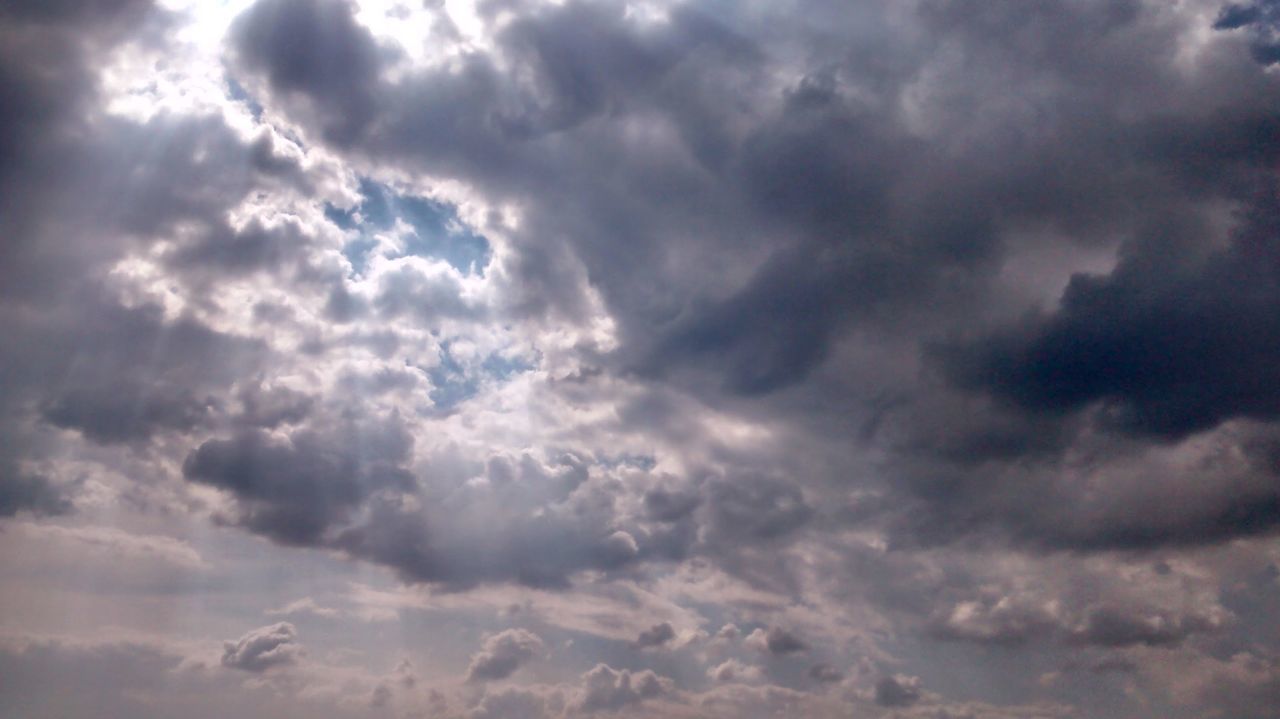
[1193,652,1280,719]
[874,674,922,708]
[4,0,1280,717]
[923,558,1231,649]
[937,197,1280,441]
[466,629,544,682]
[183,418,415,545]
[709,659,764,684]
[221,623,302,672]
[634,622,676,649]
[42,382,215,445]
[329,453,649,588]
[576,663,671,713]
[1066,603,1226,648]
[0,634,393,719]
[704,475,812,544]
[745,627,808,656]
[470,686,549,719]
[266,597,340,619]
[229,0,387,144]
[808,664,844,684]
[0,470,69,517]
[1214,1,1280,65]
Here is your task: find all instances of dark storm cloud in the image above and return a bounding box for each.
[13,298,268,446]
[0,4,316,471]
[223,0,1278,419]
[0,469,69,518]
[641,485,701,523]
[643,248,893,396]
[41,382,214,445]
[0,0,152,25]
[0,0,304,517]
[230,0,388,143]
[878,403,1280,553]
[0,1,159,516]
[0,8,135,299]
[938,195,1280,440]
[183,418,414,545]
[878,193,1280,552]
[1215,0,1280,64]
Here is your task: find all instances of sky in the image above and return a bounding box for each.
[0,0,1279,717]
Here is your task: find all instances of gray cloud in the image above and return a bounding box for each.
[183,418,414,545]
[470,687,549,719]
[874,674,922,708]
[4,1,1280,717]
[1215,0,1280,64]
[576,663,670,713]
[808,664,843,684]
[938,196,1280,441]
[634,622,676,649]
[745,627,808,656]
[704,476,812,545]
[0,468,69,518]
[1066,603,1225,648]
[229,0,387,144]
[465,629,544,682]
[221,622,302,672]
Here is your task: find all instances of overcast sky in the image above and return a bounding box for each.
[1,1,1279,717]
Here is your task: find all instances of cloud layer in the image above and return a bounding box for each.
[1,0,1279,717]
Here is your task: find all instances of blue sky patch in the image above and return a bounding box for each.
[420,342,535,412]
[325,178,492,276]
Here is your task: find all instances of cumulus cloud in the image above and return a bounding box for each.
[470,686,550,719]
[874,674,923,708]
[634,622,676,649]
[745,627,808,656]
[221,623,302,672]
[183,419,415,545]
[709,659,764,684]
[576,663,671,713]
[466,629,544,682]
